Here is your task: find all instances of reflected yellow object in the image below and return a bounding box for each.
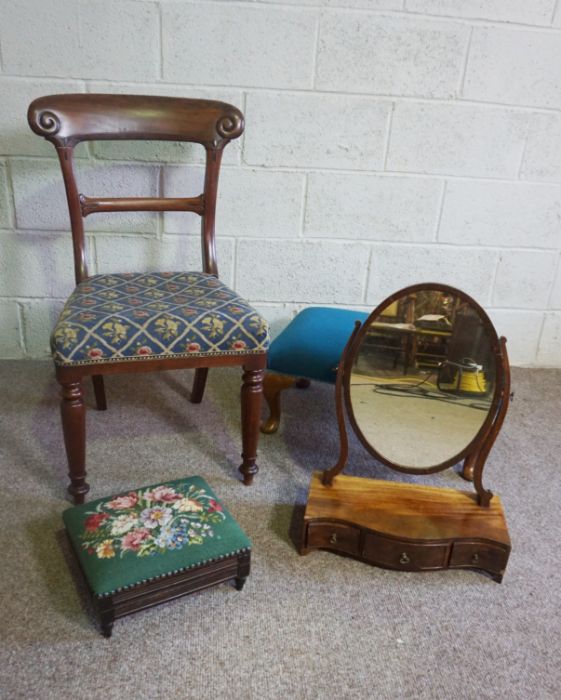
[440,369,487,395]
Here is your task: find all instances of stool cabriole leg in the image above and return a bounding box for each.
[260,372,297,434]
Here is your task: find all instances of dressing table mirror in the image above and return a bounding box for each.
[300,284,512,582]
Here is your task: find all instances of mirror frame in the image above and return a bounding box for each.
[343,283,505,476]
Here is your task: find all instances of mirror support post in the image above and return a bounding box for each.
[322,321,363,486]
[472,337,511,507]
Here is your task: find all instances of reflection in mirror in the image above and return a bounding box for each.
[350,289,496,470]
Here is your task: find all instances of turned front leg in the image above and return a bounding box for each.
[60,380,89,504]
[239,367,264,485]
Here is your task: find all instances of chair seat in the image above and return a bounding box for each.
[52,272,269,366]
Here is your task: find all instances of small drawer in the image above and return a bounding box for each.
[363,533,449,570]
[306,522,360,555]
[450,542,509,574]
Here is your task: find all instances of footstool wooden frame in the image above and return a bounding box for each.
[63,476,251,637]
[93,550,250,638]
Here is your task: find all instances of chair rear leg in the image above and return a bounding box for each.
[190,368,208,404]
[92,375,107,410]
[239,367,265,485]
[60,379,89,504]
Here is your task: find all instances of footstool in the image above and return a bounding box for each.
[261,307,369,434]
[63,476,251,637]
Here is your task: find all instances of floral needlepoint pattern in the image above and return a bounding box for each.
[107,492,138,509]
[63,475,252,598]
[51,271,269,366]
[80,482,228,559]
[85,513,109,532]
[96,540,116,559]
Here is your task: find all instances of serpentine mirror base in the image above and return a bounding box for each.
[300,473,510,582]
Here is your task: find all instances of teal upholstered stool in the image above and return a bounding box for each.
[262,307,369,433]
[63,476,251,636]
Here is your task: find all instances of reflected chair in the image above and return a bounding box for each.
[28,94,269,503]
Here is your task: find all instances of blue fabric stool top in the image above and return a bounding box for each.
[267,307,369,384]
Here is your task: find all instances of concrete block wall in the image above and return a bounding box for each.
[0,0,560,366]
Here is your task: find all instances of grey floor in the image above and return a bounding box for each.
[0,361,560,699]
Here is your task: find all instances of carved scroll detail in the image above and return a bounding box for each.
[37,110,61,135]
[216,112,243,140]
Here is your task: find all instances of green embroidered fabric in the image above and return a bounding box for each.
[63,476,251,597]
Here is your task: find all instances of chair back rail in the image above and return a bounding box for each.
[27,94,244,146]
[27,94,244,284]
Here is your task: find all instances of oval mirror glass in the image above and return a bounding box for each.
[348,286,499,471]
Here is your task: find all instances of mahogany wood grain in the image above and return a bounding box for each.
[306,473,510,542]
[80,194,205,217]
[201,149,222,276]
[76,548,251,637]
[239,367,265,485]
[301,472,510,581]
[28,94,244,148]
[362,534,449,570]
[322,321,362,486]
[56,146,88,283]
[307,521,360,555]
[60,381,88,504]
[472,336,511,506]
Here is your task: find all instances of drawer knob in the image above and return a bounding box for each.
[399,552,410,565]
[471,553,480,565]
[330,533,338,545]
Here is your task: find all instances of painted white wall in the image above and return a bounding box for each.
[0,0,560,366]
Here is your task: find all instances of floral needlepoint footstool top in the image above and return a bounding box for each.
[63,476,251,598]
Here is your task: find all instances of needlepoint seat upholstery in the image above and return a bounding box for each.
[63,475,251,636]
[262,307,369,434]
[53,272,268,366]
[28,94,269,503]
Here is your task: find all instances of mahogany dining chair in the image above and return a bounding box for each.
[28,94,269,503]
